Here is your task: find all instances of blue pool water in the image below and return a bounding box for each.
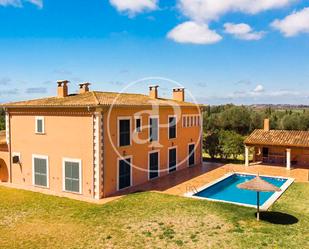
[194,174,287,206]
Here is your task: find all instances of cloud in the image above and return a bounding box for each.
[0,0,21,7]
[0,0,42,8]
[196,82,207,88]
[224,23,265,40]
[235,79,252,85]
[252,84,265,93]
[184,0,295,22]
[178,0,294,22]
[271,7,309,37]
[25,87,47,94]
[0,77,11,85]
[167,21,222,45]
[0,89,19,95]
[229,85,302,100]
[109,0,157,16]
[268,89,300,97]
[26,0,42,8]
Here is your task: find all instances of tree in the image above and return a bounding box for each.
[218,130,244,159]
[281,113,302,130]
[0,109,4,130]
[204,132,220,159]
[220,106,251,135]
[249,111,263,132]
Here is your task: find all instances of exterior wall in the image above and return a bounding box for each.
[253,145,309,167]
[290,148,309,166]
[102,106,202,197]
[8,108,95,199]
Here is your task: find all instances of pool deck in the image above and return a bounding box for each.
[111,162,309,202]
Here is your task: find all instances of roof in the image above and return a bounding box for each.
[0,130,6,145]
[245,129,309,148]
[1,91,201,108]
[237,175,281,192]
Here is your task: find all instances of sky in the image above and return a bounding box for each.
[0,0,309,105]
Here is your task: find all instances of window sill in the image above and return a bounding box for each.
[62,190,82,195]
[118,144,132,148]
[35,132,46,135]
[34,184,49,189]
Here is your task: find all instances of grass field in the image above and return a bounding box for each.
[0,183,308,249]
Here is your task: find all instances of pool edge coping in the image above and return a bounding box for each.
[184,172,295,211]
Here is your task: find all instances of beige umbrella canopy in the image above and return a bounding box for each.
[237,174,281,221]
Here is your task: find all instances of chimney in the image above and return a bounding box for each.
[57,80,69,98]
[79,82,91,94]
[264,118,270,131]
[149,85,159,99]
[173,88,185,102]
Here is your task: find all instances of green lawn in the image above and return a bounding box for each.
[0,183,308,249]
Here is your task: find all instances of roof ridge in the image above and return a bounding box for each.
[256,129,309,132]
[92,91,100,105]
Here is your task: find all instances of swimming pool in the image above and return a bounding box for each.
[186,173,294,210]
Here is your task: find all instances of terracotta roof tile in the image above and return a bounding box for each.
[1,91,200,108]
[245,129,309,148]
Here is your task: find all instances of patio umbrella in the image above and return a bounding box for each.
[237,174,281,221]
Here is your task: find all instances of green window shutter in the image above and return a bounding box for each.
[34,158,47,187]
[150,118,158,142]
[37,119,43,133]
[64,161,80,193]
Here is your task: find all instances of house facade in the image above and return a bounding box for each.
[0,81,203,200]
[245,119,309,170]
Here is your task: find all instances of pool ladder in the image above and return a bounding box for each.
[186,185,198,194]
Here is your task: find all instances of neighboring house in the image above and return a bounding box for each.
[0,81,203,200]
[244,118,309,170]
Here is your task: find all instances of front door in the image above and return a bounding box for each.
[119,158,131,190]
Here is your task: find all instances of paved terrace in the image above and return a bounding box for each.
[114,162,309,201]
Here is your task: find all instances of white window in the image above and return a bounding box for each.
[32,155,49,188]
[182,116,186,127]
[149,116,159,142]
[35,116,45,134]
[63,158,82,194]
[135,117,142,133]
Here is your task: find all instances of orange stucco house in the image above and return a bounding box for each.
[0,81,203,201]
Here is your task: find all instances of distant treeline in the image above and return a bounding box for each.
[0,109,4,130]
[203,104,309,159]
[203,104,309,135]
